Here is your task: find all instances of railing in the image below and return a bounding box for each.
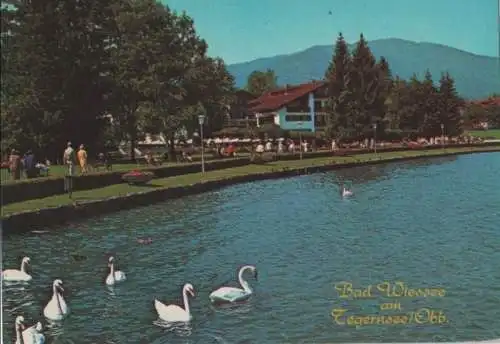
[224,118,257,128]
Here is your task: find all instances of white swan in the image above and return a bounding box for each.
[43,279,69,321]
[155,283,195,322]
[15,315,45,344]
[209,265,258,303]
[105,256,126,286]
[3,257,32,282]
[342,187,353,197]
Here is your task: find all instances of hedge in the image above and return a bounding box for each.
[1,158,250,205]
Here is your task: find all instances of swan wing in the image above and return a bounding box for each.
[43,295,68,320]
[209,287,250,302]
[2,269,32,282]
[115,271,126,281]
[154,299,189,321]
[23,326,45,344]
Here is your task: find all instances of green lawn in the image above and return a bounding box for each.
[0,153,249,185]
[3,145,498,217]
[466,129,500,139]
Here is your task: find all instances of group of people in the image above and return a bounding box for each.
[63,142,89,175]
[6,149,50,180]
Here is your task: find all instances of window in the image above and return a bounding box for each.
[285,115,312,122]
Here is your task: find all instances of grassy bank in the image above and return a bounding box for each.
[466,129,500,139]
[2,145,499,218]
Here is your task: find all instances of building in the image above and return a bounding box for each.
[247,81,329,132]
[224,89,258,128]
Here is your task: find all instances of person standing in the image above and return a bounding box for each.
[8,149,21,180]
[63,142,76,175]
[63,142,75,196]
[77,144,88,174]
[23,150,36,178]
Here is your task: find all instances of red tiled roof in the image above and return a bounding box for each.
[248,80,326,113]
[467,97,500,107]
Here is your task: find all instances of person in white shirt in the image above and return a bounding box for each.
[256,143,265,153]
[63,142,76,176]
[265,141,272,152]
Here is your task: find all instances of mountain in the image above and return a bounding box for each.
[227,38,500,100]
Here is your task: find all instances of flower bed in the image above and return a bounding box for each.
[122,170,154,185]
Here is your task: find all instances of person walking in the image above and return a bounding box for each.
[77,144,88,174]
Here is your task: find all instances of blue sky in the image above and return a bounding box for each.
[162,0,499,64]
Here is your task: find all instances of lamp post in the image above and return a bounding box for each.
[198,114,206,174]
[373,123,377,154]
[298,121,303,160]
[440,123,444,148]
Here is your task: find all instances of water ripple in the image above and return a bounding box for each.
[2,152,500,343]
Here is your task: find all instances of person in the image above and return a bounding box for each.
[23,150,37,178]
[63,142,76,176]
[8,149,21,180]
[77,144,88,174]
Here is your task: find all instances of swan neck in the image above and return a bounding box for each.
[182,288,191,315]
[238,267,252,293]
[16,326,23,344]
[110,263,115,280]
[20,261,26,272]
[54,288,63,314]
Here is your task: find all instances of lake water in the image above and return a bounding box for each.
[2,152,500,343]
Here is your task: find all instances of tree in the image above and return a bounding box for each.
[348,34,383,138]
[1,0,114,160]
[107,0,167,160]
[324,32,352,141]
[245,69,278,96]
[436,72,464,136]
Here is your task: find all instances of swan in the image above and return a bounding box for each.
[155,283,195,322]
[209,265,258,303]
[105,256,126,286]
[342,187,353,197]
[2,257,32,282]
[14,315,45,344]
[43,279,69,321]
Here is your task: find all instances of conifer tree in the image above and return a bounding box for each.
[419,70,440,136]
[324,32,352,141]
[437,72,464,136]
[349,34,381,138]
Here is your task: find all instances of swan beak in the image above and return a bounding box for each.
[59,286,64,292]
[190,290,195,297]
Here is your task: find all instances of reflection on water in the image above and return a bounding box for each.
[2,152,500,343]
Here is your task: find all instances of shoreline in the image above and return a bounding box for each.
[2,146,499,235]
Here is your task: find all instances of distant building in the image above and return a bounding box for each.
[247,81,328,132]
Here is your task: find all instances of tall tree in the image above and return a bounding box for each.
[419,70,440,136]
[348,34,382,138]
[436,72,464,136]
[1,0,114,160]
[324,32,352,141]
[245,69,278,96]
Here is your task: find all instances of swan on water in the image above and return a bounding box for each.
[342,187,353,197]
[2,257,32,282]
[105,256,126,286]
[43,279,69,321]
[209,265,258,304]
[15,315,45,344]
[155,283,195,322]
